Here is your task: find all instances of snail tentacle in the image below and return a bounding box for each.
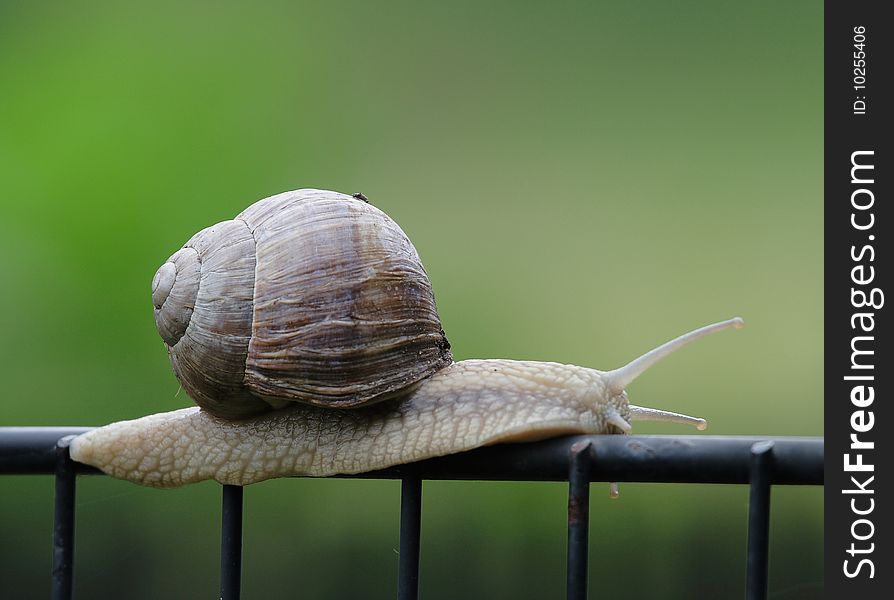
[604,409,632,434]
[628,405,708,430]
[603,317,744,394]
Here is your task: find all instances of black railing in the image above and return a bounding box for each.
[0,429,823,600]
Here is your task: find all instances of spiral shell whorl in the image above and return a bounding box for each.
[152,248,200,347]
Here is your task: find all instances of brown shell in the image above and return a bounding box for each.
[151,189,453,419]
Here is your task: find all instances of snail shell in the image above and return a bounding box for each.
[151,189,452,419]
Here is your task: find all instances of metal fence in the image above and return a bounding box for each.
[0,429,823,600]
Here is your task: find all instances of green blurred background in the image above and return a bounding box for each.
[0,1,822,598]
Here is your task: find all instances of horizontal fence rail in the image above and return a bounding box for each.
[0,428,823,600]
[1,428,823,483]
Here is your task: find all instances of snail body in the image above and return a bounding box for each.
[70,189,743,488]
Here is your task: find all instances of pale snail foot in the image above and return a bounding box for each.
[71,318,738,488]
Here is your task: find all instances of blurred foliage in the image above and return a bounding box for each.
[0,1,822,598]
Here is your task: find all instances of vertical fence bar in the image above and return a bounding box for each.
[745,441,774,600]
[220,485,244,600]
[52,435,78,600]
[398,476,423,600]
[566,440,594,600]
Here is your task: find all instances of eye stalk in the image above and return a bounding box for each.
[605,317,745,431]
[604,317,744,394]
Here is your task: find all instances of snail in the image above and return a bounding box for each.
[70,188,743,488]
